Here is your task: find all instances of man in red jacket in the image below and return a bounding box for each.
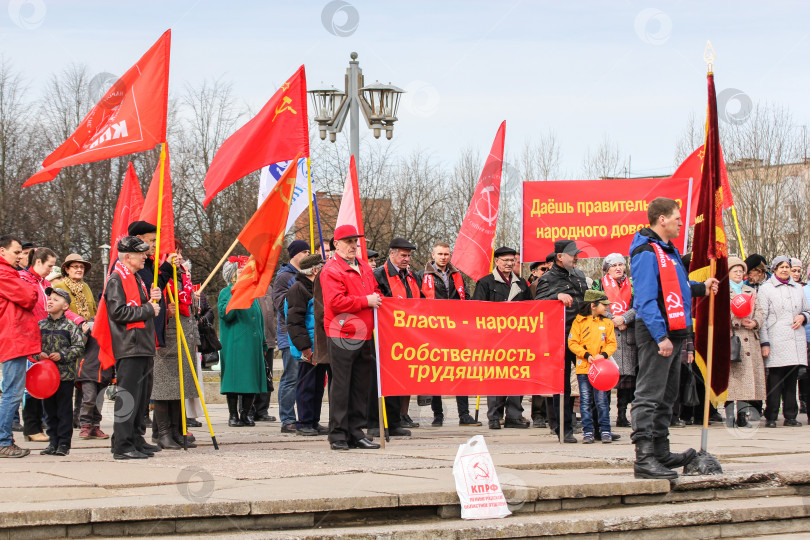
[320,225,382,451]
[0,235,41,458]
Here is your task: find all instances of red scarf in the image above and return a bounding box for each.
[93,260,148,369]
[422,269,465,300]
[602,275,632,316]
[387,266,420,299]
[650,243,687,331]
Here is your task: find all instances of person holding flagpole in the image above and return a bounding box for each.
[628,197,718,479]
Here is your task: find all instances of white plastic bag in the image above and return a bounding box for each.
[453,435,511,520]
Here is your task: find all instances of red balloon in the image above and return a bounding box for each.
[26,360,60,399]
[588,359,620,391]
[731,293,754,318]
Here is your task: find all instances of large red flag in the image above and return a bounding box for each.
[203,66,309,207]
[451,121,505,281]
[335,155,368,262]
[227,153,301,312]
[674,143,733,225]
[689,72,731,404]
[109,162,145,266]
[24,31,170,187]
[140,144,175,256]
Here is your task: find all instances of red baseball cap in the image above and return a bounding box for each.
[334,225,364,241]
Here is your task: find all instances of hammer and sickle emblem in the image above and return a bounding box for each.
[665,292,683,310]
[273,96,297,121]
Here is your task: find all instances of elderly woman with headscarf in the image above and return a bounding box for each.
[150,248,199,450]
[218,258,268,427]
[592,253,637,427]
[726,256,765,428]
[758,255,810,428]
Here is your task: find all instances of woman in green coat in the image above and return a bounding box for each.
[218,261,268,428]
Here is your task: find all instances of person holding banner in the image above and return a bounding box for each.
[320,225,381,451]
[534,240,588,443]
[629,197,718,479]
[473,246,532,430]
[421,242,481,427]
[370,237,423,435]
[593,253,637,428]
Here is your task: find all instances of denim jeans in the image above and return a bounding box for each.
[277,348,299,426]
[0,357,28,446]
[577,374,611,435]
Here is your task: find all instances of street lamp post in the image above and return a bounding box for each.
[100,244,110,280]
[308,52,404,165]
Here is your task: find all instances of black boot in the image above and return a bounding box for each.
[227,394,244,427]
[634,439,678,479]
[616,407,629,427]
[653,437,696,469]
[169,400,196,448]
[240,394,256,427]
[154,401,181,450]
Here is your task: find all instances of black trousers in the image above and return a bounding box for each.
[553,349,576,437]
[431,395,470,418]
[328,338,373,443]
[296,361,331,428]
[766,365,800,422]
[43,380,75,448]
[79,381,106,426]
[366,363,401,430]
[631,324,684,442]
[530,395,546,420]
[114,356,150,453]
[253,348,275,416]
[22,395,44,436]
[486,396,524,422]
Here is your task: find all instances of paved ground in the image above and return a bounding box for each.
[5,396,810,506]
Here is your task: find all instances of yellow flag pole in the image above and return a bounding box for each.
[172,263,188,450]
[153,143,167,293]
[307,158,315,250]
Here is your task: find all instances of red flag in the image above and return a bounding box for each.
[109,162,145,266]
[674,143,733,225]
[203,66,309,207]
[689,72,731,403]
[227,153,301,312]
[24,31,170,187]
[140,144,175,256]
[335,155,368,262]
[451,121,505,281]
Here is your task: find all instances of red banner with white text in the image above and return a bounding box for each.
[521,177,692,261]
[375,299,565,397]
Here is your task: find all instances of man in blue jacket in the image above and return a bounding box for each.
[629,197,718,479]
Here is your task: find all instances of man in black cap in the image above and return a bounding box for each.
[743,253,770,291]
[127,220,175,438]
[272,239,311,434]
[528,253,556,298]
[370,237,423,436]
[106,236,162,459]
[535,239,589,443]
[472,246,532,430]
[366,249,379,269]
[17,241,35,271]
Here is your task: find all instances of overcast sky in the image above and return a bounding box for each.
[3,0,808,178]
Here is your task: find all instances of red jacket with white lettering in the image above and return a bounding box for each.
[319,256,380,340]
[0,257,40,362]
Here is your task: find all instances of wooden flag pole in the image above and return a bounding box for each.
[152,143,167,294]
[196,238,241,296]
[700,258,717,452]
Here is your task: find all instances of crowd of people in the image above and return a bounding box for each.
[1,198,808,474]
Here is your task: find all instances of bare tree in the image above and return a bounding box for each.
[582,134,624,179]
[520,130,562,181]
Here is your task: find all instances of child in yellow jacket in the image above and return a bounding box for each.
[568,290,617,444]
